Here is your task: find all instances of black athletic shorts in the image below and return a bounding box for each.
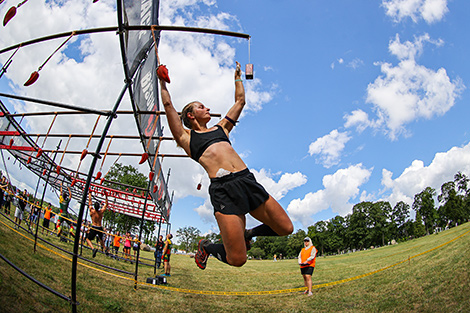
[301,267,314,276]
[87,226,104,241]
[209,168,269,215]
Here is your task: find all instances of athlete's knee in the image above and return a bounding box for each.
[277,220,294,236]
[227,254,247,267]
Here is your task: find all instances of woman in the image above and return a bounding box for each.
[298,237,317,296]
[123,232,132,262]
[154,235,164,269]
[159,61,293,269]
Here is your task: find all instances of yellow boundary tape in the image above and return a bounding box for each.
[1,215,469,296]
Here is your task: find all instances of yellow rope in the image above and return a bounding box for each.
[2,214,469,296]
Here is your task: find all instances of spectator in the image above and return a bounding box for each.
[123,232,132,262]
[42,203,52,235]
[112,231,122,259]
[298,237,317,296]
[162,234,173,277]
[154,235,164,269]
[14,190,26,229]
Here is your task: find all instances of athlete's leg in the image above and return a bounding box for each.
[248,195,293,237]
[210,212,247,267]
[86,237,94,250]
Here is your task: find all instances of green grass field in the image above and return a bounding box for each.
[1,213,469,313]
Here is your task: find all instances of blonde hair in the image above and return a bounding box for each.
[181,101,197,129]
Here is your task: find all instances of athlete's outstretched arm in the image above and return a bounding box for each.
[159,80,190,151]
[102,192,108,212]
[221,62,246,132]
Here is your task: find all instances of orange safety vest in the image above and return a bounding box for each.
[300,246,316,268]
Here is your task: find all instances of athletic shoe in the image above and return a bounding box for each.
[92,248,98,258]
[195,239,210,270]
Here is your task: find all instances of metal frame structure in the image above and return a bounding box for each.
[0,1,250,311]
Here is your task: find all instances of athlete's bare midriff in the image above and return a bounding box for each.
[198,141,247,178]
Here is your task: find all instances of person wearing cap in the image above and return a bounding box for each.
[298,237,317,296]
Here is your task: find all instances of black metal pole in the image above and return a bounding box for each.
[133,179,152,290]
[70,82,127,313]
[34,140,61,252]
[0,93,111,116]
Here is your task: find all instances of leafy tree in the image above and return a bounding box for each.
[391,201,410,239]
[412,187,437,234]
[286,229,306,258]
[413,212,426,237]
[367,201,391,247]
[248,247,265,259]
[438,181,463,227]
[102,163,152,236]
[176,226,201,252]
[347,202,371,250]
[308,221,327,255]
[325,215,346,254]
[454,172,470,222]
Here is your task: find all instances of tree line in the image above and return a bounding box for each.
[175,171,470,259]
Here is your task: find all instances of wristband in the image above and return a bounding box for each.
[225,116,238,126]
[235,79,243,82]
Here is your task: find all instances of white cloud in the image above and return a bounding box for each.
[251,169,307,201]
[388,33,443,61]
[287,164,372,227]
[365,34,464,140]
[347,58,364,69]
[308,129,351,168]
[382,0,449,24]
[344,109,372,133]
[382,142,470,207]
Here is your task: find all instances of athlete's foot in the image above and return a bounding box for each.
[307,291,313,296]
[92,248,98,258]
[195,239,210,270]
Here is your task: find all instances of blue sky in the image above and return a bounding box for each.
[1,0,469,238]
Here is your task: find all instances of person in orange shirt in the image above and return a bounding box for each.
[42,203,52,235]
[298,237,317,296]
[112,231,122,259]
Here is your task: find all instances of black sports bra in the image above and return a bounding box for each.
[190,125,231,162]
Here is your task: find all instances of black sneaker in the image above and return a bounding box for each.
[92,248,98,258]
[195,239,210,270]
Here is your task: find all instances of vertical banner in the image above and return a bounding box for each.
[122,0,159,77]
[121,0,171,222]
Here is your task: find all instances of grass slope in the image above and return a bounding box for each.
[0,214,469,313]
